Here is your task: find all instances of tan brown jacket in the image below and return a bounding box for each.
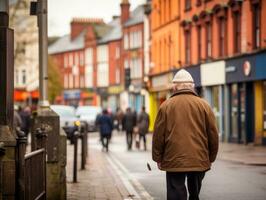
[152,89,219,172]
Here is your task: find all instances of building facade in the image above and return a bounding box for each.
[10,0,39,105]
[177,0,266,145]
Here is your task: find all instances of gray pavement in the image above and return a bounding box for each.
[66,133,266,200]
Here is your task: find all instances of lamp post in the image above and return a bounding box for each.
[31,0,49,107]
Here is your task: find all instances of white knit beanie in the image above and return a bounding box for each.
[172,69,194,83]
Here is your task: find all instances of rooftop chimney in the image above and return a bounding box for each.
[120,0,130,26]
[70,18,104,40]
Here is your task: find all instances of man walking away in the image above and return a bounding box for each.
[96,109,113,152]
[137,106,150,151]
[122,107,137,150]
[152,69,219,200]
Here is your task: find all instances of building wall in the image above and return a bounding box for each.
[108,40,122,85]
[179,0,266,67]
[151,0,181,75]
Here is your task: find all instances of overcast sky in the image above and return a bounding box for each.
[48,0,146,37]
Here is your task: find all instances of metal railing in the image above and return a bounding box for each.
[16,128,47,200]
[25,149,46,200]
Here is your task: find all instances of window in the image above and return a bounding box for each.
[219,17,226,57]
[124,59,129,69]
[233,11,241,53]
[74,75,79,88]
[130,58,142,79]
[85,66,93,88]
[97,63,109,87]
[85,48,93,65]
[129,31,142,49]
[185,30,191,64]
[80,76,84,88]
[197,26,201,62]
[206,23,212,59]
[185,0,191,11]
[253,3,260,49]
[22,69,26,84]
[124,34,129,49]
[15,69,19,85]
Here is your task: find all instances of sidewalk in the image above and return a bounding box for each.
[66,138,133,200]
[217,142,266,166]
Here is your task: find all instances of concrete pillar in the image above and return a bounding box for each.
[0,2,17,199]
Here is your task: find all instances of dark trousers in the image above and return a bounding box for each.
[101,135,110,151]
[126,131,133,150]
[139,134,147,150]
[166,171,205,200]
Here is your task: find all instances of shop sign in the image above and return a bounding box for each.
[108,85,124,94]
[201,61,225,86]
[225,55,256,83]
[151,73,173,92]
[64,90,80,100]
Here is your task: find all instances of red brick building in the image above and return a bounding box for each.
[48,18,110,106]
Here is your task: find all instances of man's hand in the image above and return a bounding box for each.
[157,162,161,170]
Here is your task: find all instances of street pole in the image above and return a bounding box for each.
[37,0,49,107]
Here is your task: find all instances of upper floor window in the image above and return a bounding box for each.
[196,0,202,6]
[22,69,26,84]
[64,54,68,68]
[206,23,212,59]
[129,31,142,49]
[252,3,261,49]
[185,30,191,64]
[185,0,192,11]
[79,52,84,66]
[68,53,73,66]
[233,11,241,53]
[197,26,202,62]
[219,17,226,57]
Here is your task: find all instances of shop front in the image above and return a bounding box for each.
[129,79,144,114]
[97,87,108,108]
[226,55,256,144]
[201,61,225,141]
[107,85,124,112]
[149,72,173,131]
[63,89,81,107]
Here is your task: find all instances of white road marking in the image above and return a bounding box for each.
[106,153,154,200]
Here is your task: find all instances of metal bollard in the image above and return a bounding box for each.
[16,129,27,200]
[0,142,5,200]
[73,131,79,183]
[35,127,48,150]
[80,126,87,170]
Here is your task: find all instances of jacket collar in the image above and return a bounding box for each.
[170,89,199,98]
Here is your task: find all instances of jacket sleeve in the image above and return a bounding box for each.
[206,107,219,163]
[152,107,166,163]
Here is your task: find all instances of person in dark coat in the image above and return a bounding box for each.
[137,106,150,151]
[19,106,31,137]
[96,109,113,152]
[152,69,219,200]
[122,107,137,150]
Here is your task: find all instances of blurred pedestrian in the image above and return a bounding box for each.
[152,69,219,200]
[122,107,136,150]
[137,106,150,151]
[14,105,22,130]
[96,109,113,152]
[19,106,31,137]
[114,107,124,133]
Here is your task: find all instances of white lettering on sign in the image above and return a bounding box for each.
[225,66,237,73]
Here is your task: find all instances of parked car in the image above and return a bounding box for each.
[50,105,78,127]
[75,106,102,132]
